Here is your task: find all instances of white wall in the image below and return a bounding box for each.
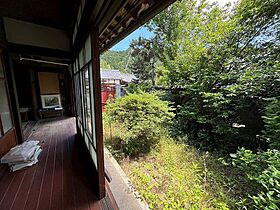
[4,17,70,51]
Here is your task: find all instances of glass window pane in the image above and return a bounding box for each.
[77,5,82,25]
[72,63,76,74]
[89,144,97,169]
[85,35,92,63]
[74,60,77,73]
[78,119,83,137]
[81,0,85,10]
[72,23,77,44]
[77,74,82,118]
[80,72,86,128]
[89,64,97,148]
[79,48,85,68]
[82,70,88,130]
[75,75,81,117]
[85,68,92,136]
[0,80,12,134]
[75,58,79,72]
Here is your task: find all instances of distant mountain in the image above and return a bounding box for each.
[101,50,132,73]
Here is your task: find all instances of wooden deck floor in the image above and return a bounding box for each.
[0,117,117,210]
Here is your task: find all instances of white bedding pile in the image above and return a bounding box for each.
[1,140,42,172]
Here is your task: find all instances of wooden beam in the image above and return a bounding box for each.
[4,53,23,143]
[100,0,176,53]
[90,27,105,199]
[72,0,97,57]
[99,1,143,44]
[97,0,129,36]
[8,43,71,59]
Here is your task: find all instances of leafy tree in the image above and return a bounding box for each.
[262,97,280,149]
[128,37,155,83]
[100,59,111,69]
[101,50,131,72]
[148,0,280,151]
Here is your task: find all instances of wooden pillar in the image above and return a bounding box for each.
[90,27,105,199]
[29,68,40,120]
[5,54,23,143]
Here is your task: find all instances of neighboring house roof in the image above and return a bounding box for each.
[101,69,136,83]
[121,73,136,83]
[101,69,122,80]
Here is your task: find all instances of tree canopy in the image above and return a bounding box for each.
[146,0,280,150]
[101,50,131,72]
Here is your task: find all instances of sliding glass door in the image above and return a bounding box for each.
[72,32,104,198]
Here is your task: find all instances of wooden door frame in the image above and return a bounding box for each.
[3,52,23,144]
[91,27,105,199]
[0,48,20,156]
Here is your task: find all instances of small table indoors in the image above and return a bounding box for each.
[38,107,63,119]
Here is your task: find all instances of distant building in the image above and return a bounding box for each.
[100,69,136,112]
[101,69,122,85]
[100,69,136,85]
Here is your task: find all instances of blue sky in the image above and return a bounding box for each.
[110,26,154,51]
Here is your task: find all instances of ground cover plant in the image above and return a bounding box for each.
[120,138,251,209]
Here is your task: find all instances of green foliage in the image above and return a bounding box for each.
[101,50,131,72]
[231,148,280,209]
[148,0,280,151]
[104,92,174,156]
[122,138,246,209]
[100,59,111,69]
[126,83,153,94]
[128,37,155,83]
[262,98,280,149]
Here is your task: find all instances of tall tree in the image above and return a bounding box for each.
[128,37,155,83]
[147,0,280,150]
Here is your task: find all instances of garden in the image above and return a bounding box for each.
[103,0,280,209]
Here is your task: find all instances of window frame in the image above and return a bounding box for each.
[0,53,13,137]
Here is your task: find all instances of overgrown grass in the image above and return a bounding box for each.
[104,123,252,209]
[122,138,233,209]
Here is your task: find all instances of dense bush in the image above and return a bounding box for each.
[228,97,280,209]
[231,149,280,209]
[148,0,280,151]
[262,98,280,149]
[104,92,174,156]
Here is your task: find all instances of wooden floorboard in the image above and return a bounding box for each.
[0,117,118,210]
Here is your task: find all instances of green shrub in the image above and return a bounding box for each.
[105,92,174,156]
[231,148,280,209]
[262,97,280,149]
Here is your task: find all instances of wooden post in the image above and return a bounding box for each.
[91,27,105,199]
[5,53,23,143]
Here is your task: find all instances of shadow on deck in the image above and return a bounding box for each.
[0,117,117,210]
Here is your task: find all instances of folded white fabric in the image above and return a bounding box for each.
[10,147,42,172]
[0,140,42,172]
